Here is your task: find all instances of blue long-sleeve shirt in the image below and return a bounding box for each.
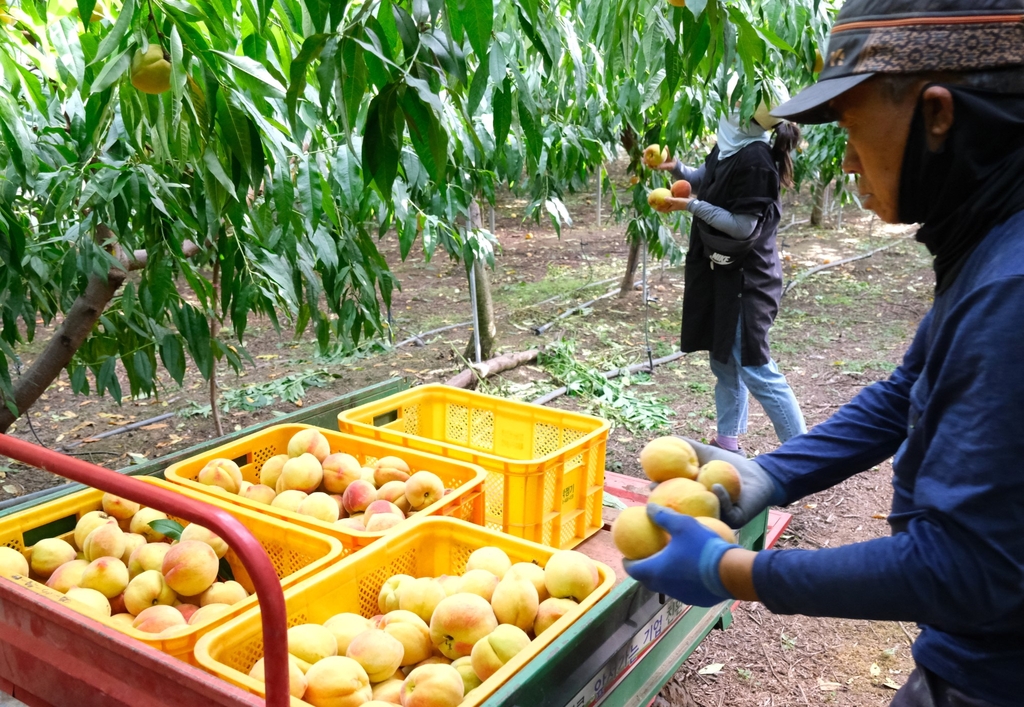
[754,211,1024,707]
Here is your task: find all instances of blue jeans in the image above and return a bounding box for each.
[709,318,806,443]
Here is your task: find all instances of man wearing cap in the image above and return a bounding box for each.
[625,1,1024,705]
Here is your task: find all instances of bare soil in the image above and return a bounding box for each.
[1,161,935,705]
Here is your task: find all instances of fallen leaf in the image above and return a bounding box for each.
[872,513,888,519]
[294,399,303,407]
[2,483,26,496]
[870,663,881,677]
[256,354,278,360]
[698,663,724,675]
[882,678,902,690]
[67,421,95,436]
[817,679,843,691]
[140,423,168,431]
[0,471,5,479]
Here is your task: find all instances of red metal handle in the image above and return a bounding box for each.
[0,434,290,707]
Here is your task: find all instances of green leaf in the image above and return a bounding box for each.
[467,64,488,116]
[399,89,446,183]
[362,85,404,201]
[444,0,463,42]
[686,0,707,18]
[517,94,541,161]
[492,76,512,150]
[204,149,237,196]
[287,34,329,127]
[93,0,134,64]
[0,90,37,179]
[218,557,235,582]
[213,51,286,96]
[150,519,185,541]
[90,49,130,94]
[339,39,367,130]
[159,334,186,385]
[297,154,323,227]
[456,0,492,58]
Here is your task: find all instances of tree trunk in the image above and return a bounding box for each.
[0,235,200,435]
[464,200,497,361]
[619,238,641,297]
[0,269,125,433]
[810,177,829,227]
[209,260,224,437]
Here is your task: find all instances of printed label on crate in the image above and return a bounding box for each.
[563,598,689,707]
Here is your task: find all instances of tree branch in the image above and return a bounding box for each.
[444,349,540,389]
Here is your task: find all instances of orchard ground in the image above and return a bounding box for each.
[2,161,931,706]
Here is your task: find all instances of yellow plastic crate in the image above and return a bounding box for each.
[337,384,610,549]
[194,517,614,707]
[163,424,487,557]
[0,477,343,665]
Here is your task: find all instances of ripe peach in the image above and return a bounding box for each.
[0,546,28,577]
[129,507,170,542]
[324,612,374,655]
[696,516,737,543]
[470,623,531,680]
[429,593,498,660]
[405,471,443,511]
[277,453,324,494]
[109,592,128,615]
[671,179,692,199]
[394,495,412,515]
[371,677,404,704]
[175,604,200,622]
[611,506,669,560]
[128,541,171,578]
[647,188,673,213]
[80,557,130,598]
[366,514,402,532]
[29,538,77,579]
[200,580,247,606]
[436,575,463,597]
[640,437,699,482]
[364,500,404,525]
[303,656,371,707]
[259,454,290,490]
[249,655,308,698]
[373,456,411,485]
[161,540,219,597]
[297,492,341,523]
[132,604,185,633]
[187,602,231,626]
[346,629,404,682]
[648,477,720,519]
[287,428,331,462]
[45,559,89,593]
[466,547,511,579]
[398,577,447,625]
[74,511,118,550]
[198,458,243,494]
[696,460,742,503]
[450,656,482,693]
[271,489,308,512]
[288,623,338,664]
[343,480,377,514]
[642,143,669,168]
[360,467,377,485]
[120,533,147,565]
[83,523,126,562]
[109,613,136,631]
[534,597,578,635]
[459,569,500,602]
[544,551,600,602]
[180,524,229,559]
[66,586,112,617]
[400,663,464,707]
[242,483,277,505]
[380,610,433,666]
[505,562,548,602]
[336,517,366,531]
[404,656,452,677]
[491,577,539,632]
[102,494,140,520]
[379,574,414,613]
[124,570,176,615]
[376,481,407,504]
[322,453,362,494]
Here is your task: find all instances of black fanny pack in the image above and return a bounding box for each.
[696,222,760,270]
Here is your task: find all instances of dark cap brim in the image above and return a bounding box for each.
[771,74,875,124]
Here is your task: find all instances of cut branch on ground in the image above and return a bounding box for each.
[445,349,541,389]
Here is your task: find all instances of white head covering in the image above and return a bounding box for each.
[716,112,769,160]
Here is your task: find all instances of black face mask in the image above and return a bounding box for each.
[898,85,1024,293]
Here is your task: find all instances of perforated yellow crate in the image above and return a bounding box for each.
[337,384,610,549]
[0,476,342,666]
[163,424,487,557]
[194,517,614,706]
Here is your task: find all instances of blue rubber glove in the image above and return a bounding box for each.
[622,504,740,607]
[683,438,788,529]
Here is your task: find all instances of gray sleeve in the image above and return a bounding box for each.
[687,200,759,240]
[670,163,706,193]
